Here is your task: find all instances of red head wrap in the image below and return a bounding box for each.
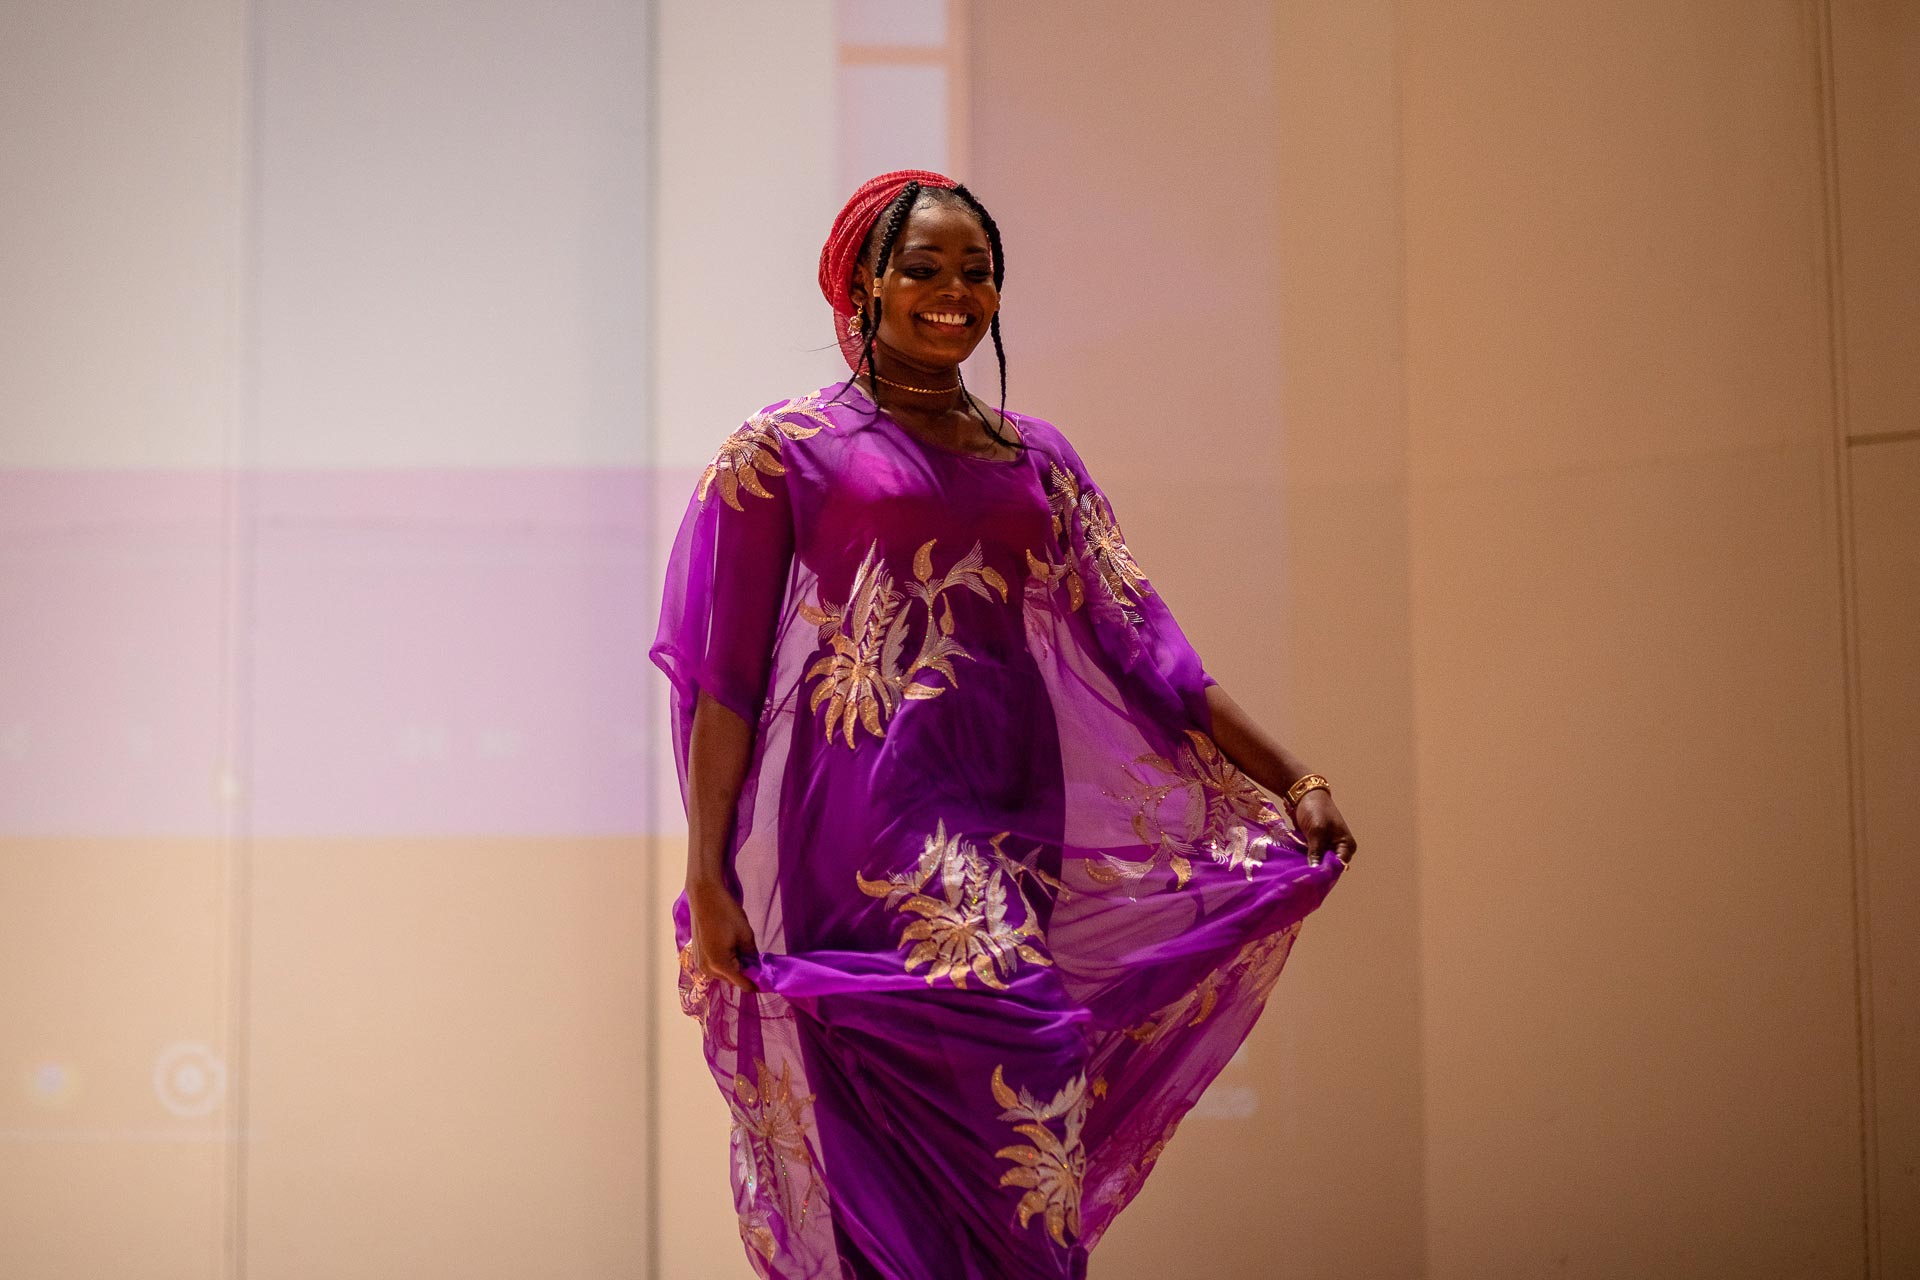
[818,169,960,370]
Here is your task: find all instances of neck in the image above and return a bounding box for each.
[864,345,963,416]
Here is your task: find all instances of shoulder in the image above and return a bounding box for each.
[997,407,1091,480]
[715,385,861,449]
[752,383,860,429]
[697,386,855,509]
[1004,406,1063,445]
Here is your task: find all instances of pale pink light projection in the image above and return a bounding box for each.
[0,473,230,836]
[244,470,661,837]
[0,472,668,838]
[0,5,969,848]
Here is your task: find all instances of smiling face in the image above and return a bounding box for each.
[849,196,999,372]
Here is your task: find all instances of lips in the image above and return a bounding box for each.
[915,310,974,333]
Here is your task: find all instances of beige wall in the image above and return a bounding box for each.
[1,2,665,1278]
[1400,2,1862,1274]
[1,3,248,1275]
[972,1,1909,1277]
[1835,1,1920,1268]
[969,2,1427,1277]
[0,0,247,469]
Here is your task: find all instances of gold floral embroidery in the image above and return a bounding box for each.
[1121,970,1224,1046]
[740,1220,776,1265]
[698,392,838,511]
[676,940,738,1052]
[1119,921,1304,1047]
[1046,462,1149,612]
[1111,1113,1179,1207]
[855,820,1057,990]
[1231,919,1304,1004]
[802,538,1009,747]
[1043,462,1077,540]
[677,940,711,1017]
[992,1064,1092,1247]
[729,1057,820,1258]
[1091,730,1285,890]
[1024,547,1085,613]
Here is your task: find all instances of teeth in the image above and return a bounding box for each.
[919,312,969,325]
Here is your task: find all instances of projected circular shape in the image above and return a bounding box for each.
[153,1041,227,1118]
[26,1060,78,1108]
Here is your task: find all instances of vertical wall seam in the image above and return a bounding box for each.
[221,1,264,1275]
[640,1,662,1274]
[1385,1,1433,1274]
[948,0,971,179]
[1809,2,1879,1275]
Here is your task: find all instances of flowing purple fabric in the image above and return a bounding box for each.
[653,379,1344,1279]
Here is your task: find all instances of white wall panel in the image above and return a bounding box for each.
[653,0,839,471]
[251,0,652,468]
[0,1,247,468]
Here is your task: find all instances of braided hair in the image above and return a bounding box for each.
[831,182,1022,454]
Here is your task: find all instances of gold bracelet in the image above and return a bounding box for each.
[1283,773,1330,821]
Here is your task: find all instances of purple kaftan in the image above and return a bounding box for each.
[653,379,1344,1279]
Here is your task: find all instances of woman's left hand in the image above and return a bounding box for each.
[1293,789,1358,868]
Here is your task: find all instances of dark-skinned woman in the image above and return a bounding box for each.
[653,169,1355,1280]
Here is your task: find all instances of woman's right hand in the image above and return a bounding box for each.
[685,876,759,994]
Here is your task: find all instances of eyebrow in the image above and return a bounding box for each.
[899,242,990,255]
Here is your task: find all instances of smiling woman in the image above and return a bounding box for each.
[828,171,1021,461]
[653,170,1357,1280]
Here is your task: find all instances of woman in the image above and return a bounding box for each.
[654,169,1356,1280]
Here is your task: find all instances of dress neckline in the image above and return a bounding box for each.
[838,378,1026,466]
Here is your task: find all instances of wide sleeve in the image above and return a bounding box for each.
[1039,435,1219,737]
[649,408,799,808]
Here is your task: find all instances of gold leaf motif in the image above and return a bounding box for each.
[991,1064,1093,1248]
[741,1222,776,1262]
[728,1057,821,1255]
[1102,729,1285,890]
[1122,970,1222,1045]
[697,392,838,511]
[1024,546,1085,614]
[1111,1114,1180,1207]
[1119,921,1304,1048]
[1043,461,1150,610]
[803,537,1011,748]
[676,940,737,1051]
[855,821,1054,990]
[1045,463,1080,541]
[1078,488,1151,608]
[676,940,711,1017]
[795,597,840,642]
[1043,462,1146,615]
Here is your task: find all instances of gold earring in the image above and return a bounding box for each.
[847,312,863,338]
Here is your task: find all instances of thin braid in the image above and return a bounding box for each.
[946,184,1019,453]
[829,184,918,409]
[866,182,920,382]
[833,185,913,410]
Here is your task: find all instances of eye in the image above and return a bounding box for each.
[905,267,936,279]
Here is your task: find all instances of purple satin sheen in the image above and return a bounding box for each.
[653,379,1343,1279]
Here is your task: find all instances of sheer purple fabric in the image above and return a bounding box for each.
[653,380,1344,1279]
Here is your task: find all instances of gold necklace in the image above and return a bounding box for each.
[873,369,961,395]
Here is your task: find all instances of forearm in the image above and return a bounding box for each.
[1203,682,1316,799]
[685,688,756,888]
